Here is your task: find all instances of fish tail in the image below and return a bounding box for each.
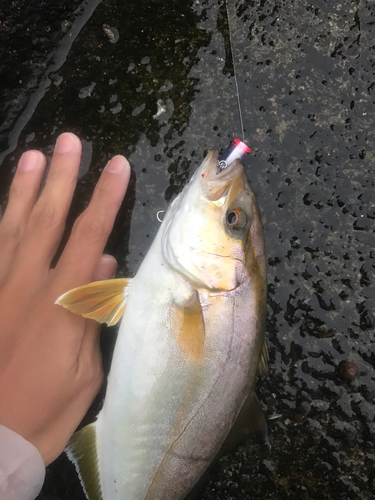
[65,423,102,500]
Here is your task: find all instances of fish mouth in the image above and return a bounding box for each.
[204,151,243,180]
[201,151,245,202]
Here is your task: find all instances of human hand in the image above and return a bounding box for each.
[0,133,130,465]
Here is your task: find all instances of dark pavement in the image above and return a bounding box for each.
[0,1,374,498]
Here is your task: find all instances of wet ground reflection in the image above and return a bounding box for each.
[0,0,374,498]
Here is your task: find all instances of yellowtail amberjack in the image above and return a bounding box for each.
[57,139,268,500]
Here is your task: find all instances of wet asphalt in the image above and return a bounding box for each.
[0,0,374,499]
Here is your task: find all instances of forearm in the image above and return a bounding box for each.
[0,425,45,500]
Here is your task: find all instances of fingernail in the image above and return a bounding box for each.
[97,254,117,279]
[104,255,117,278]
[105,155,127,174]
[54,133,80,153]
[18,151,44,172]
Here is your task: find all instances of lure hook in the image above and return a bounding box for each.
[156,210,165,222]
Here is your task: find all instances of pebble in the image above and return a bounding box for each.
[337,360,358,381]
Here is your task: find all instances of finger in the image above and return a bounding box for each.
[54,156,130,292]
[93,254,117,281]
[12,133,82,281]
[0,151,46,282]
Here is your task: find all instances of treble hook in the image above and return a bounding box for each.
[156,210,165,222]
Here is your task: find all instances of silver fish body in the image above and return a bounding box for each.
[61,150,267,500]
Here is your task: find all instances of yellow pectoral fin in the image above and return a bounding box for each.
[55,278,131,326]
[172,299,205,363]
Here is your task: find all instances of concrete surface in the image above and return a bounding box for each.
[0,0,374,498]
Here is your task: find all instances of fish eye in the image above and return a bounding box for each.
[227,211,238,225]
[226,208,247,231]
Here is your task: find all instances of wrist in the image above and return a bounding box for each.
[0,424,45,500]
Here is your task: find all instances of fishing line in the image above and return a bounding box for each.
[224,0,245,143]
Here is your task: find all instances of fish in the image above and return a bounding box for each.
[56,148,268,500]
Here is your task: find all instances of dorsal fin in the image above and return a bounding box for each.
[257,339,269,376]
[55,278,131,326]
[65,424,102,500]
[220,393,267,455]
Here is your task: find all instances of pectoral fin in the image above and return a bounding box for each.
[172,297,205,363]
[55,278,131,326]
[66,424,102,500]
